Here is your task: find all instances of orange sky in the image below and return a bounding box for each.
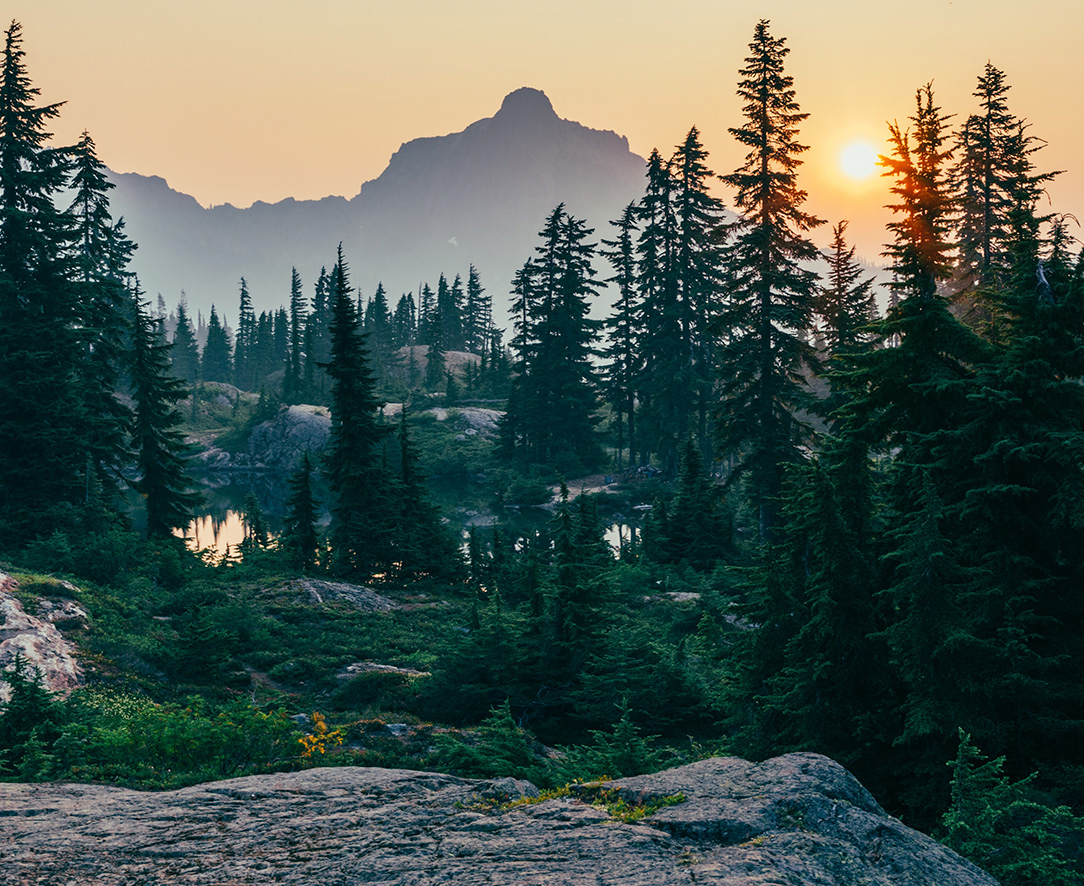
[20,0,1084,263]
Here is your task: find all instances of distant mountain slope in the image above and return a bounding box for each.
[109,88,646,327]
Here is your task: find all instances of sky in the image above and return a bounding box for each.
[18,0,1084,263]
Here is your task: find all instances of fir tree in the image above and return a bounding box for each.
[129,291,201,537]
[283,268,306,403]
[634,149,685,474]
[501,205,602,467]
[672,126,727,460]
[201,304,232,383]
[817,221,878,359]
[463,264,490,354]
[65,128,134,499]
[393,407,463,582]
[952,63,1059,335]
[232,277,255,391]
[600,202,642,471]
[170,298,200,385]
[281,451,321,571]
[0,20,88,542]
[715,20,825,541]
[392,292,416,349]
[305,266,332,400]
[322,245,393,576]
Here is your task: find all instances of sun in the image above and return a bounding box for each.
[839,141,879,180]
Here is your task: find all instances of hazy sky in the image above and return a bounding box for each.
[20,0,1084,262]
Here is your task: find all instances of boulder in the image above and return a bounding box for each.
[240,404,331,473]
[0,573,85,703]
[293,578,399,612]
[0,754,997,885]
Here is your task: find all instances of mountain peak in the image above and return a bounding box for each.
[495,87,557,122]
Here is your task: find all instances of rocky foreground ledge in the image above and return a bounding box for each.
[0,753,995,885]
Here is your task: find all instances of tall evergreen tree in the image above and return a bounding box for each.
[232,277,255,390]
[170,298,200,385]
[65,128,134,498]
[600,202,642,470]
[715,20,825,541]
[283,267,306,403]
[817,221,878,359]
[393,408,463,582]
[322,245,394,576]
[0,20,89,542]
[672,126,727,460]
[305,266,332,401]
[463,264,490,355]
[634,149,685,473]
[501,205,602,467]
[201,304,232,383]
[281,451,321,571]
[952,63,1059,333]
[816,220,879,424]
[129,291,200,537]
[443,272,465,351]
[392,292,416,349]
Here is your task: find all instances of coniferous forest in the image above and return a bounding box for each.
[3,18,1084,882]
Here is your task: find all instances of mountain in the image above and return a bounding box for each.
[108,88,647,327]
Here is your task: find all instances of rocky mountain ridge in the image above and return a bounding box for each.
[109,87,646,325]
[0,753,995,885]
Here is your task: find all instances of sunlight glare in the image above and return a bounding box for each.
[839,141,879,180]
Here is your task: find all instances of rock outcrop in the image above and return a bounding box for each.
[0,754,996,885]
[0,573,85,703]
[197,404,332,476]
[292,578,399,612]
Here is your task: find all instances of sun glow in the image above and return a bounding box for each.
[839,141,879,180]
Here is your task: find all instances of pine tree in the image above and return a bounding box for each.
[65,128,134,499]
[240,490,268,549]
[943,731,1084,886]
[201,304,232,383]
[424,292,446,390]
[282,268,306,403]
[392,292,416,349]
[305,266,332,401]
[170,298,200,385]
[672,126,727,460]
[600,203,641,471]
[817,221,878,359]
[817,221,879,425]
[281,451,321,571]
[501,205,602,467]
[364,282,392,375]
[463,264,490,354]
[417,282,435,344]
[913,222,1084,802]
[547,486,611,677]
[232,277,255,390]
[393,408,463,582]
[444,272,465,351]
[837,83,989,517]
[322,245,393,575]
[952,63,1059,333]
[634,149,685,474]
[649,439,732,570]
[129,291,201,537]
[715,20,825,541]
[0,20,89,543]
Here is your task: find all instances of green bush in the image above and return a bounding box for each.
[61,691,301,789]
[942,730,1084,886]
